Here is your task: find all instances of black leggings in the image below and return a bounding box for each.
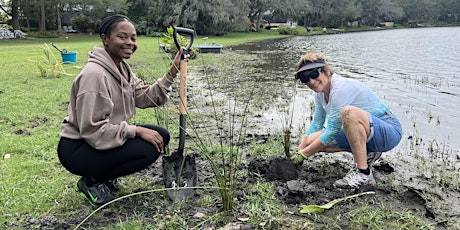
[57,125,170,182]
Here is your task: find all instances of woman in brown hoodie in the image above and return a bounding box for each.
[57,14,190,205]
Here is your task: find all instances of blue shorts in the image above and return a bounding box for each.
[333,111,402,152]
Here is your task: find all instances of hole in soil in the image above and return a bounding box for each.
[13,129,30,136]
[29,117,48,128]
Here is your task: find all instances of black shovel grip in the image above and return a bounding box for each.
[173,27,195,57]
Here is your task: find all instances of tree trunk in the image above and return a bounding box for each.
[56,4,63,36]
[12,0,20,30]
[40,0,45,31]
[256,12,263,32]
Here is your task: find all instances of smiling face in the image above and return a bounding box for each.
[302,69,331,93]
[101,21,138,65]
[295,53,333,94]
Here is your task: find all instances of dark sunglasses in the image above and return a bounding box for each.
[295,68,321,83]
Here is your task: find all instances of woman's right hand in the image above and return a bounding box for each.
[136,126,164,152]
[298,135,309,150]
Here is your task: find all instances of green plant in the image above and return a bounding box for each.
[160,26,185,54]
[133,41,253,212]
[168,51,257,212]
[189,96,253,211]
[281,82,298,158]
[159,26,196,59]
[36,43,70,78]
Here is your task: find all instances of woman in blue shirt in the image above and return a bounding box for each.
[291,52,402,188]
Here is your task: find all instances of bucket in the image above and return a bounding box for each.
[61,51,77,64]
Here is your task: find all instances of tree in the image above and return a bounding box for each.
[39,0,45,31]
[169,0,249,35]
[357,0,381,26]
[248,0,269,32]
[400,0,438,24]
[437,0,460,22]
[0,0,20,30]
[12,0,20,30]
[69,0,130,33]
[379,0,404,22]
[304,0,334,27]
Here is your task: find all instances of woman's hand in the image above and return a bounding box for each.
[169,47,191,77]
[291,150,308,164]
[136,126,164,152]
[298,135,309,150]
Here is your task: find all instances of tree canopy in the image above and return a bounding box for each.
[0,0,458,35]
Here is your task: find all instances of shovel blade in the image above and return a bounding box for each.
[162,152,197,200]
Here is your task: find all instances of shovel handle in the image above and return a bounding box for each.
[173,27,195,57]
[179,62,187,115]
[173,27,195,155]
[172,27,195,115]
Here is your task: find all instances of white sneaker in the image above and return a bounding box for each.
[333,167,375,188]
[367,152,382,167]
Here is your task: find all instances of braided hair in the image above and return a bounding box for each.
[98,14,131,37]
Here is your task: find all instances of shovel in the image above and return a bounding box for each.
[50,42,68,53]
[162,27,197,200]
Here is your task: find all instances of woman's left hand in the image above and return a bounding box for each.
[170,47,191,74]
[136,126,164,152]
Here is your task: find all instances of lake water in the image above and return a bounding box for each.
[230,26,460,155]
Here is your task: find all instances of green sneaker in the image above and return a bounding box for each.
[105,178,126,193]
[75,177,115,206]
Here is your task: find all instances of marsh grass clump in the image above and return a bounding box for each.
[188,96,253,211]
[36,43,69,78]
[280,105,293,158]
[280,84,297,158]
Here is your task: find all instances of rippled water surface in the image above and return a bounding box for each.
[231,26,460,152]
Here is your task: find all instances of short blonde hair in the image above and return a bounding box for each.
[295,52,333,76]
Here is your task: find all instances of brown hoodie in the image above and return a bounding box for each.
[60,46,173,150]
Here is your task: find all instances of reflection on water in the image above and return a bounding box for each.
[231,27,460,152]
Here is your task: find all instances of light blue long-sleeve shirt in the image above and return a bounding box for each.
[306,74,389,145]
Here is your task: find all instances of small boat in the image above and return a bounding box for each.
[194,43,223,53]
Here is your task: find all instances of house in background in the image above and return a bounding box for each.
[262,10,295,29]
